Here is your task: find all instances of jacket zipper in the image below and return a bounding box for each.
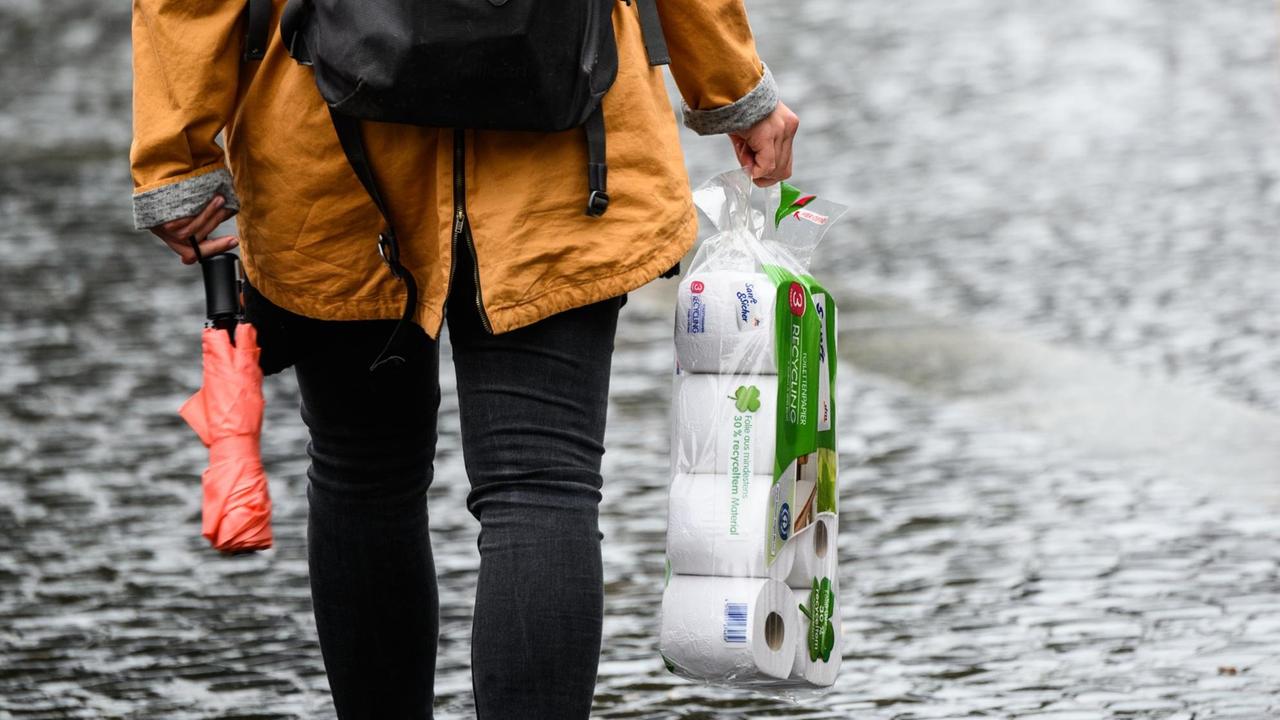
[449,128,493,334]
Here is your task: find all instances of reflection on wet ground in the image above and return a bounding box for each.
[3,0,1280,717]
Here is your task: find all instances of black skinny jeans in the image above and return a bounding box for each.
[244,247,622,719]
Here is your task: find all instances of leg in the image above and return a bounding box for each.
[259,288,441,720]
[447,271,622,720]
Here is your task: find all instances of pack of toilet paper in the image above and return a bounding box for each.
[660,169,847,690]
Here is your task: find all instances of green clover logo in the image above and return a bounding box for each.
[798,576,837,662]
[730,385,762,413]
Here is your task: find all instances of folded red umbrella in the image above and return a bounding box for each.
[179,322,273,553]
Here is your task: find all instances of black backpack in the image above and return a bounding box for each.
[242,0,669,367]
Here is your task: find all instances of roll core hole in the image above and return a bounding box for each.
[813,520,829,559]
[764,611,785,651]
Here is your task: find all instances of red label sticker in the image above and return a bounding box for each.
[788,283,806,316]
[795,209,829,225]
[690,280,705,294]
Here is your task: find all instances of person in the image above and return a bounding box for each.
[131,1,798,717]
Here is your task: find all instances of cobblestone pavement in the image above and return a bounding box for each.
[3,0,1280,718]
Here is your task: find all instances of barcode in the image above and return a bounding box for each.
[723,602,748,644]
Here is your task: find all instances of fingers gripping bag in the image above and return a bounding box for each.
[661,168,847,691]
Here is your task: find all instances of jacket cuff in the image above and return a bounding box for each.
[681,65,779,136]
[132,166,241,230]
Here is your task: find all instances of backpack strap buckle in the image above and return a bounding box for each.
[586,190,610,218]
[377,231,401,269]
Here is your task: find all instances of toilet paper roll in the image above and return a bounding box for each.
[673,374,778,477]
[785,514,838,590]
[675,272,778,375]
[668,474,796,580]
[660,575,798,681]
[791,595,842,686]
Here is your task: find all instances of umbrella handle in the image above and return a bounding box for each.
[191,237,244,340]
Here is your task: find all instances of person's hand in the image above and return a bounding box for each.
[729,101,800,187]
[148,194,239,265]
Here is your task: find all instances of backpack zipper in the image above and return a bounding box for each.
[451,128,493,334]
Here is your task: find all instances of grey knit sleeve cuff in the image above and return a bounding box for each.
[681,65,780,136]
[132,166,241,230]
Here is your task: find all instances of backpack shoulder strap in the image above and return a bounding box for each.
[328,109,420,371]
[585,106,610,217]
[243,0,272,61]
[634,0,670,66]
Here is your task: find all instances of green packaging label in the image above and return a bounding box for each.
[759,266,838,568]
[807,279,839,515]
[799,576,837,662]
[765,269,821,481]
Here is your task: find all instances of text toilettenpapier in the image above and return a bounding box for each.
[786,514,838,590]
[660,576,799,680]
[673,374,779,477]
[676,272,778,375]
[668,473,795,580]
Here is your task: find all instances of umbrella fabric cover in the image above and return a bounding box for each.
[180,323,273,552]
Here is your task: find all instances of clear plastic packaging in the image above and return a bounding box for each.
[661,168,847,690]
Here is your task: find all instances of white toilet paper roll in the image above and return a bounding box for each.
[660,575,798,681]
[791,595,842,686]
[675,272,778,375]
[673,374,778,477]
[668,474,796,580]
[785,514,838,590]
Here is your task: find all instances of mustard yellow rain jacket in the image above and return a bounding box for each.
[131,0,778,336]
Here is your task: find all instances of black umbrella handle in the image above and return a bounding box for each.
[190,237,243,339]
